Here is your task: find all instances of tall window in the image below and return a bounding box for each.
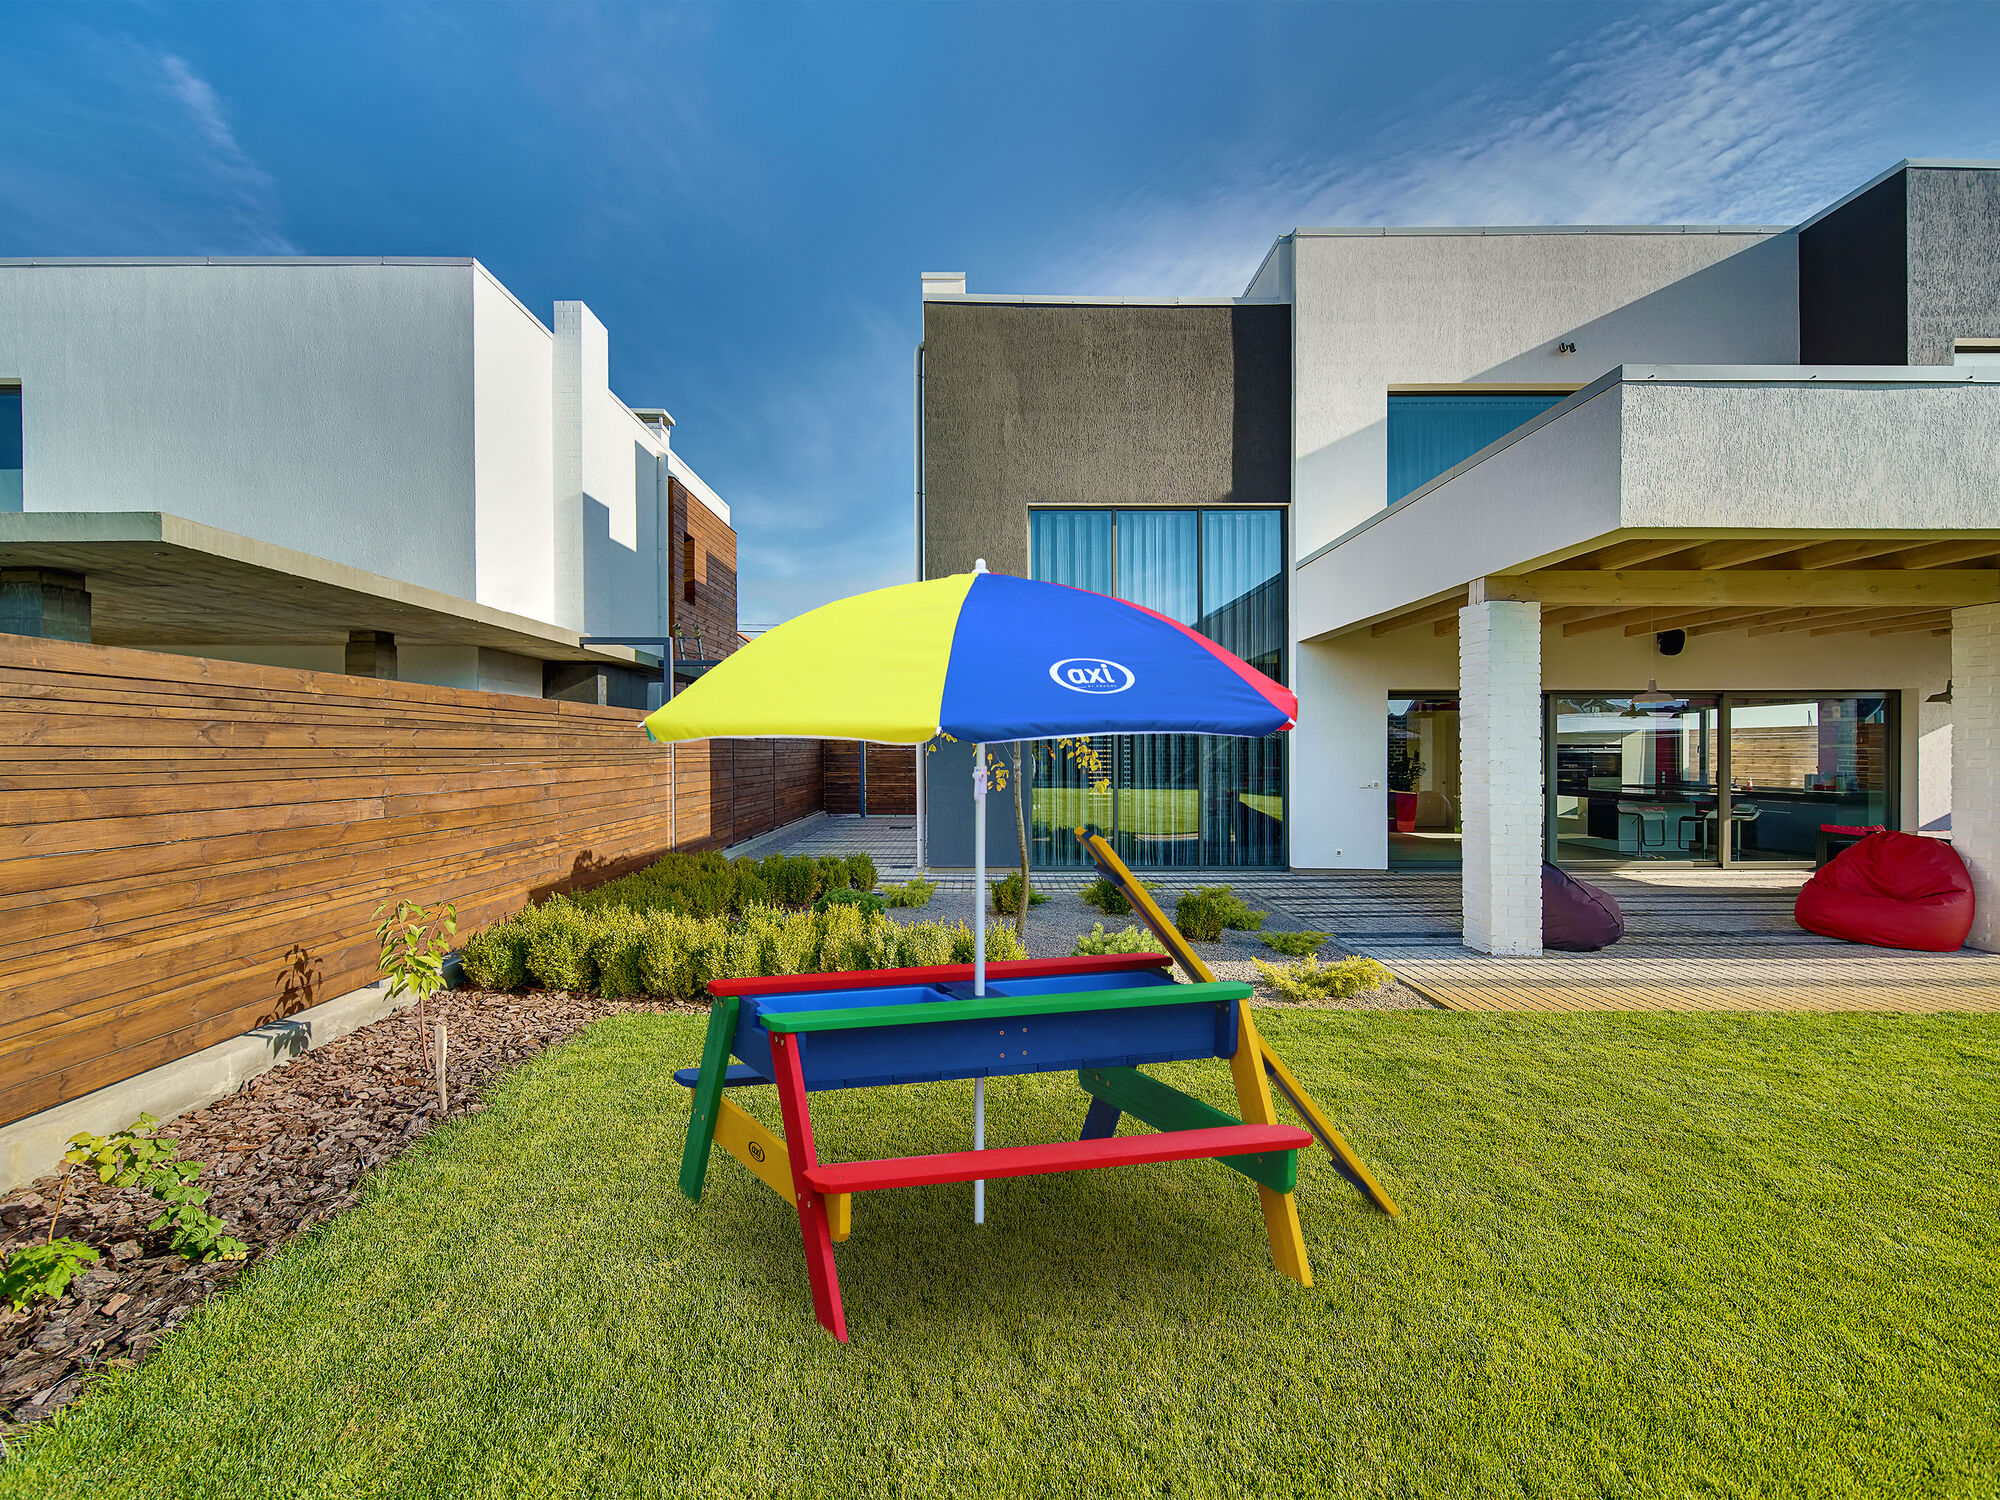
[1,388,20,512]
[1027,508,1285,868]
[1386,392,1567,504]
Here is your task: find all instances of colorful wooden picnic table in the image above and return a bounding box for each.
[676,913,1397,1341]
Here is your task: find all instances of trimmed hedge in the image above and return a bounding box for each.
[460,897,1026,1003]
[567,849,877,920]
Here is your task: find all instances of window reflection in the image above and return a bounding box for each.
[1026,508,1286,867]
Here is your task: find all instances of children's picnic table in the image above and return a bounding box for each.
[676,950,1382,1341]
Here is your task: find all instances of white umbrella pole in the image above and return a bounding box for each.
[972,741,987,1224]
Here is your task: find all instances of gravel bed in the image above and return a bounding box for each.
[888,887,1436,1011]
[0,989,679,1435]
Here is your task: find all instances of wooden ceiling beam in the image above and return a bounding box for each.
[1562,608,1659,636]
[1495,570,1999,609]
[1866,538,2000,570]
[1622,606,1774,636]
[1642,538,1813,571]
[1810,611,1954,637]
[1368,592,1469,637]
[1747,608,1915,637]
[1684,608,1820,637]
[1568,537,1702,570]
[1870,617,1960,636]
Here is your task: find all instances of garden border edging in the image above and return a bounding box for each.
[0,981,414,1195]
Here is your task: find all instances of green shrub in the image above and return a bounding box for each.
[815,887,887,919]
[948,920,1028,964]
[459,921,529,991]
[845,853,878,892]
[63,1117,247,1264]
[522,900,600,991]
[893,920,955,968]
[1174,886,1266,942]
[591,911,648,998]
[1072,923,1157,956]
[576,850,745,919]
[815,855,853,895]
[1260,929,1330,958]
[1250,954,1393,1002]
[989,870,1051,914]
[1078,875,1156,917]
[881,876,937,908]
[756,855,820,908]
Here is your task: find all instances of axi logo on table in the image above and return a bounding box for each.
[1048,658,1135,694]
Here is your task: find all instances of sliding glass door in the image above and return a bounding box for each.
[1027,507,1286,868]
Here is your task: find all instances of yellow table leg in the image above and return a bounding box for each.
[714,1095,852,1242]
[1229,1004,1312,1287]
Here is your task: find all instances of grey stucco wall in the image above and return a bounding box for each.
[920,301,1291,579]
[1907,167,2000,365]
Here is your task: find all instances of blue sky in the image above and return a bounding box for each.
[2,1,1996,626]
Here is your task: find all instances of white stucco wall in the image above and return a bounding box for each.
[0,261,480,596]
[1292,620,1946,869]
[472,270,556,622]
[1288,229,1797,556]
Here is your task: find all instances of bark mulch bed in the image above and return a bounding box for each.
[0,988,677,1438]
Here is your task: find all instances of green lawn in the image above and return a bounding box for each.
[9,1010,1997,1498]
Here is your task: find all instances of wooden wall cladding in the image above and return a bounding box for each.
[0,634,824,1129]
[821,743,915,817]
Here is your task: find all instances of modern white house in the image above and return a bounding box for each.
[917,160,2000,953]
[0,257,735,704]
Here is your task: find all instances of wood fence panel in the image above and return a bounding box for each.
[0,634,826,1128]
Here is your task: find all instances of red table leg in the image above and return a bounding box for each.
[767,1032,848,1341]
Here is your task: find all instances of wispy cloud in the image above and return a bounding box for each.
[1049,1,1935,297]
[153,51,297,253]
[0,31,296,255]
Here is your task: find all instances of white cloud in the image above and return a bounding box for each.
[1048,1,1928,297]
[0,33,296,255]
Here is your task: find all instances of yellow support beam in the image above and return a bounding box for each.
[714,1095,850,1241]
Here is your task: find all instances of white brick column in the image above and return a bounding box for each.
[1461,597,1543,955]
[1951,603,2000,951]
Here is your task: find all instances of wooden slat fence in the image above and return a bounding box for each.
[0,634,825,1127]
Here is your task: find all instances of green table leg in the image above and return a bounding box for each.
[678,994,740,1203]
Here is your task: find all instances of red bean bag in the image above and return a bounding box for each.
[1794,831,1974,952]
[1543,862,1624,951]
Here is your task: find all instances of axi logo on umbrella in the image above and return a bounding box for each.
[1048,658,1134,693]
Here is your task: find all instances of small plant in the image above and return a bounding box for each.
[1174,885,1267,942]
[1,1240,99,1312]
[844,852,878,892]
[815,887,887,918]
[63,1117,248,1264]
[989,870,1051,914]
[1072,923,1159,957]
[374,896,458,1073]
[881,876,937,908]
[1079,875,1157,917]
[758,855,821,908]
[1251,954,1393,1003]
[1260,929,1331,957]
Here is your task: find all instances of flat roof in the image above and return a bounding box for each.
[0,511,648,666]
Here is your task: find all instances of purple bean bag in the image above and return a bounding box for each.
[1543,862,1624,951]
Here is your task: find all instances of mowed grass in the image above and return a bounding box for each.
[7,1009,1997,1499]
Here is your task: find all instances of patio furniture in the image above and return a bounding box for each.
[1698,803,1762,858]
[1616,802,1668,853]
[1794,830,1974,951]
[1543,862,1624,950]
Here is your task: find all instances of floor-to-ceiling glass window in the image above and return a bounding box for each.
[1549,694,1722,862]
[1386,696,1462,867]
[1385,392,1569,504]
[1723,695,1893,861]
[1026,508,1286,868]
